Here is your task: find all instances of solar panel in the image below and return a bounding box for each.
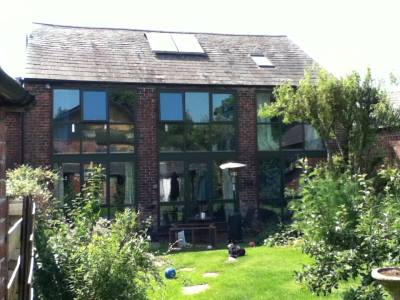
[251,55,274,67]
[146,32,205,54]
[171,34,205,54]
[145,32,178,53]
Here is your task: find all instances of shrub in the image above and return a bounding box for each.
[7,165,160,300]
[292,160,400,299]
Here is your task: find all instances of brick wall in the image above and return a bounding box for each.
[5,113,22,169]
[136,87,159,226]
[21,82,264,228]
[237,88,258,216]
[23,83,52,166]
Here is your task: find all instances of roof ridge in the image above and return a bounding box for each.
[32,22,287,37]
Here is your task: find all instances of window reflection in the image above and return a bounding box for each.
[159,161,184,202]
[109,89,136,123]
[257,124,280,151]
[83,91,107,121]
[212,93,235,121]
[110,162,135,205]
[160,93,183,121]
[82,124,108,153]
[211,124,235,151]
[159,124,184,152]
[55,163,80,202]
[213,162,234,200]
[281,124,304,150]
[53,123,80,154]
[305,125,324,150]
[53,89,80,122]
[186,124,209,151]
[160,205,184,226]
[109,124,134,153]
[185,92,209,122]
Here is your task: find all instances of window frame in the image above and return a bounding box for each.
[158,89,238,153]
[52,86,138,218]
[52,87,137,156]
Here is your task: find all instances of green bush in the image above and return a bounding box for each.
[292,159,400,299]
[7,165,160,300]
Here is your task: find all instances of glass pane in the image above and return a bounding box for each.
[109,89,136,122]
[54,163,80,202]
[160,93,183,121]
[282,124,304,150]
[53,89,80,122]
[256,92,273,122]
[212,93,235,121]
[185,92,209,123]
[188,163,212,202]
[211,124,235,151]
[82,124,108,153]
[213,161,234,200]
[186,124,209,151]
[160,205,184,226]
[109,124,134,153]
[53,123,80,154]
[283,155,302,201]
[258,159,282,203]
[110,162,135,205]
[159,161,184,202]
[159,124,184,152]
[83,91,107,121]
[83,163,106,204]
[212,203,234,222]
[304,125,325,150]
[257,124,280,151]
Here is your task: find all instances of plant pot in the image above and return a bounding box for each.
[372,267,400,300]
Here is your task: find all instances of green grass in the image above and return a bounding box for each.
[149,246,348,300]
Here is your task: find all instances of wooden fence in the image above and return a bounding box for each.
[6,197,35,300]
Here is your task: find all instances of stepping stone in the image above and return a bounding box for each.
[180,267,195,272]
[183,284,209,295]
[203,272,219,278]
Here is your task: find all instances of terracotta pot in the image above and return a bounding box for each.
[372,267,400,300]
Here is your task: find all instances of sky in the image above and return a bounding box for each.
[1,0,399,90]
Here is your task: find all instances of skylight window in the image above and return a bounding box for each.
[251,55,274,67]
[145,32,205,54]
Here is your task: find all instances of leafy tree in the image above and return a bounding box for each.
[260,68,400,172]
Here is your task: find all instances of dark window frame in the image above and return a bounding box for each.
[159,89,238,153]
[52,87,138,218]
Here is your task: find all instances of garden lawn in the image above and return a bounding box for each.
[149,246,349,300]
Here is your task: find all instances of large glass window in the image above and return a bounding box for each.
[53,88,136,154]
[55,162,136,217]
[53,88,137,218]
[159,91,236,152]
[256,91,323,151]
[158,160,236,229]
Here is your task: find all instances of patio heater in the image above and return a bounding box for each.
[219,162,246,241]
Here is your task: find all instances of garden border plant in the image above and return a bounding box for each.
[7,164,161,300]
[260,68,400,300]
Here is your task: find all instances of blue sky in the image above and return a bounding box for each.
[1,0,399,90]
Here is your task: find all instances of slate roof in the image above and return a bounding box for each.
[25,23,316,86]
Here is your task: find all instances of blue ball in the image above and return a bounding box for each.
[165,267,176,279]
